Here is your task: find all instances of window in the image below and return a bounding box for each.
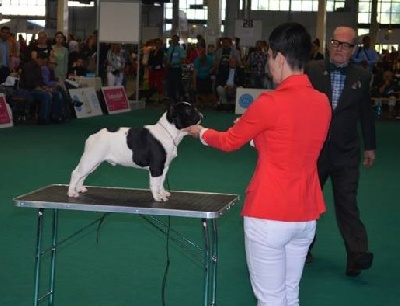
[68,1,95,7]
[326,0,346,11]
[358,0,400,25]
[165,0,209,20]
[245,0,345,12]
[164,0,226,34]
[1,0,46,17]
[291,0,319,11]
[0,0,93,17]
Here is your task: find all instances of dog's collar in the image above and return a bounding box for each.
[157,121,178,147]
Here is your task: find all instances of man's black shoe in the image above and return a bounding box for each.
[346,251,373,277]
[354,251,373,269]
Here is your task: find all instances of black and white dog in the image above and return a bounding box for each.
[68,102,202,201]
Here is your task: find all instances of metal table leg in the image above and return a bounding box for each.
[33,208,44,306]
[47,209,59,306]
[202,218,210,306]
[202,218,219,306]
[210,219,218,306]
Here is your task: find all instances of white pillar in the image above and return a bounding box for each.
[56,0,69,35]
[207,0,222,41]
[172,0,180,35]
[316,0,327,54]
[243,0,251,19]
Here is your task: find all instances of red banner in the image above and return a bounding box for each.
[0,95,12,125]
[102,86,130,114]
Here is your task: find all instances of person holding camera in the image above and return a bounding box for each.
[106,43,125,86]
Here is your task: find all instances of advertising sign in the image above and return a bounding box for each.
[101,86,130,114]
[0,94,13,128]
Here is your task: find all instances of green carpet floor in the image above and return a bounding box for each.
[0,108,399,306]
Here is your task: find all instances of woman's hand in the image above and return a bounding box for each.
[183,125,203,138]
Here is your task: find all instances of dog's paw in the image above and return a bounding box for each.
[153,195,163,202]
[77,186,87,193]
[153,191,170,202]
[160,190,171,198]
[159,190,170,201]
[68,190,80,198]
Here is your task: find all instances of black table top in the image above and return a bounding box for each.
[14,184,240,219]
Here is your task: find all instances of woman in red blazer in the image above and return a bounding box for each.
[185,22,331,306]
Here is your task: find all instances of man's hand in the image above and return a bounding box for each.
[363,150,375,169]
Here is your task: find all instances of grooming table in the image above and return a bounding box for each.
[13,184,239,306]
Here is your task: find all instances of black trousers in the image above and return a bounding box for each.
[0,66,10,84]
[166,67,185,103]
[316,152,369,254]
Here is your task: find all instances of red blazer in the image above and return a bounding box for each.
[202,74,331,221]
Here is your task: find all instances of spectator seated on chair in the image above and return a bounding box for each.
[2,75,33,123]
[215,56,246,111]
[42,58,71,121]
[192,48,214,108]
[67,55,89,78]
[19,52,56,124]
[9,89,34,123]
[371,70,399,119]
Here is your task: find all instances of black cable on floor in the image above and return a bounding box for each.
[161,216,171,306]
[161,176,172,306]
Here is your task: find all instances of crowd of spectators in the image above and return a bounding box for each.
[2,26,400,122]
[336,35,400,120]
[139,35,274,111]
[0,28,140,124]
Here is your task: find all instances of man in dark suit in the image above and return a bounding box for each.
[215,56,246,110]
[305,26,376,277]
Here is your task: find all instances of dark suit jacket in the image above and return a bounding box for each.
[305,60,376,167]
[20,60,45,90]
[215,66,246,88]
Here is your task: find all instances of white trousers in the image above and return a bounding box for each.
[244,217,316,306]
[216,85,235,104]
[107,72,124,87]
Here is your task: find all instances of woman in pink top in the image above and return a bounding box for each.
[185,22,331,306]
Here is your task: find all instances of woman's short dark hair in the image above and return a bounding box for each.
[268,22,311,70]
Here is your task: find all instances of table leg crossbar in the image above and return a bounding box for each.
[140,215,204,265]
[33,210,219,306]
[142,216,219,305]
[33,210,111,306]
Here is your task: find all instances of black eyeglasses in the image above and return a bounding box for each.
[330,39,355,50]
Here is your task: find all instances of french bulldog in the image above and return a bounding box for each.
[68,102,202,201]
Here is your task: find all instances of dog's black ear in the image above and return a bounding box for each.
[166,103,176,123]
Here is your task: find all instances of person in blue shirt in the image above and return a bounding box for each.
[192,48,214,108]
[352,36,379,72]
[165,34,185,103]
